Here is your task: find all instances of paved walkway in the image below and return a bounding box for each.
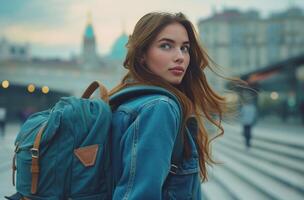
[202,120,304,200]
[0,123,20,198]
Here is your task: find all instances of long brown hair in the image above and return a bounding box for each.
[110,12,227,181]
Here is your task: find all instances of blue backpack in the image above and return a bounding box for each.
[6,81,183,200]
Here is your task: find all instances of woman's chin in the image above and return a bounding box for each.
[168,80,183,85]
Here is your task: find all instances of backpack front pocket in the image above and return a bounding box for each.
[70,144,107,197]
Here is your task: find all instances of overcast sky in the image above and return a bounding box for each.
[0,0,303,59]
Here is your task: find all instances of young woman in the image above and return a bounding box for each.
[109,12,227,199]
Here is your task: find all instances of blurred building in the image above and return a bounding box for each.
[81,14,101,69]
[0,14,127,121]
[198,7,304,76]
[198,7,304,121]
[0,38,31,61]
[108,32,128,61]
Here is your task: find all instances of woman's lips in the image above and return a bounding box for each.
[169,67,184,76]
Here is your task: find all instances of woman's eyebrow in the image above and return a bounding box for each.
[157,38,189,44]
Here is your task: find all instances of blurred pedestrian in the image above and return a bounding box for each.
[281,100,288,122]
[240,102,257,148]
[300,100,304,125]
[0,107,7,137]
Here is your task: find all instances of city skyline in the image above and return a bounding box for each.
[0,0,303,59]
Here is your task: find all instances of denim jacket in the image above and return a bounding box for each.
[110,86,202,200]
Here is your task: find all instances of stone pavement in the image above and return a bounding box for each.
[202,121,304,200]
[0,123,20,198]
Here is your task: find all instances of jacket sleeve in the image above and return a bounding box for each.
[112,99,181,200]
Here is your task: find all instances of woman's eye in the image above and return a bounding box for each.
[160,43,171,49]
[181,45,190,52]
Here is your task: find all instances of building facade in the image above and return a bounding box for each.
[198,7,304,121]
[198,7,304,77]
[0,38,30,61]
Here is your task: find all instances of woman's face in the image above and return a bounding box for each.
[143,22,190,85]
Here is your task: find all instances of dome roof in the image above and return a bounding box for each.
[85,24,95,39]
[109,33,128,60]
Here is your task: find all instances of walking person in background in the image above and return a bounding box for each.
[0,107,7,137]
[300,100,304,125]
[109,12,229,199]
[240,101,257,149]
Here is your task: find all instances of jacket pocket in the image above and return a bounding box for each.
[163,157,200,200]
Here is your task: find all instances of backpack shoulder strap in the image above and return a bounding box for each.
[109,85,183,167]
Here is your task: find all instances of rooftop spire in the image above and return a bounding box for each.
[87,11,92,25]
[121,17,127,35]
[84,11,94,39]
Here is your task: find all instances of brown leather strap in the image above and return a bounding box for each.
[21,197,31,200]
[81,81,109,102]
[30,124,46,194]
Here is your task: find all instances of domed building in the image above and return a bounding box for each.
[82,14,100,68]
[108,32,128,61]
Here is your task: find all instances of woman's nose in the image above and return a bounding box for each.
[174,49,184,63]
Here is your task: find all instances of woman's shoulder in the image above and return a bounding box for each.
[118,94,180,115]
[111,84,182,116]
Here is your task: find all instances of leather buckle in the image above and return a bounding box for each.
[30,148,39,158]
[169,164,178,174]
